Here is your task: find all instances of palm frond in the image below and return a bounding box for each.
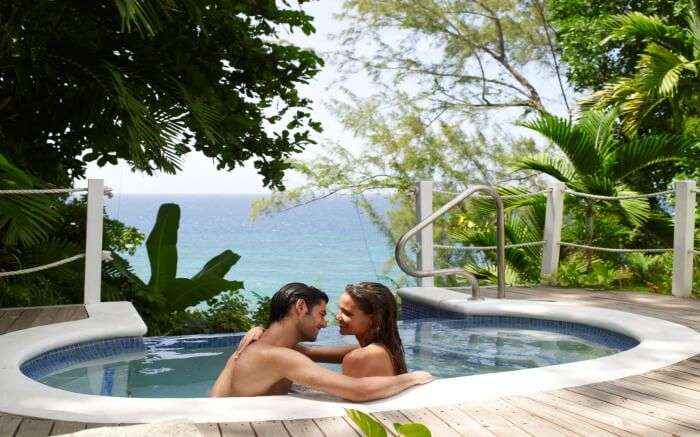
[514,153,576,183]
[611,134,688,181]
[519,115,599,175]
[602,12,688,52]
[616,190,651,227]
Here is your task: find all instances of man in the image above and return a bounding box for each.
[209,283,433,400]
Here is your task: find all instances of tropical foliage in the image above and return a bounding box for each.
[0,0,323,189]
[107,203,265,335]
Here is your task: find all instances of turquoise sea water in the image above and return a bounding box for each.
[105,194,400,307]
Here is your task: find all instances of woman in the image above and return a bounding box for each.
[234,282,407,376]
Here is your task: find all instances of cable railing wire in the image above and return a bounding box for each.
[435,241,545,251]
[559,242,672,253]
[0,187,112,195]
[433,188,550,200]
[0,251,112,278]
[563,189,674,200]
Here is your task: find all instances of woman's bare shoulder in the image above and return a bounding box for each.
[342,343,393,377]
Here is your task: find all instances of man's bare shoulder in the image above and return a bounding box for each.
[344,344,389,361]
[242,341,308,362]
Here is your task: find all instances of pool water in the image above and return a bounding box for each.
[28,318,637,398]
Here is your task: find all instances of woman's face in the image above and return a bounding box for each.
[336,292,373,336]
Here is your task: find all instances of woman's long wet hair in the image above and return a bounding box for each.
[344,282,407,374]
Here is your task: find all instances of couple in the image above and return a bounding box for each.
[210,282,433,401]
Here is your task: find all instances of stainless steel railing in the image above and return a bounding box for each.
[395,185,506,300]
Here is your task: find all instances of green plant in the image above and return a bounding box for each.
[346,408,431,437]
[110,203,245,334]
[167,291,270,335]
[1,0,323,189]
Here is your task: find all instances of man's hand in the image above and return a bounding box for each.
[409,371,434,385]
[233,326,265,360]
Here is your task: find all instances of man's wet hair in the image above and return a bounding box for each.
[268,282,329,325]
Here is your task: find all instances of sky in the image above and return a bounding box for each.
[81,1,352,195]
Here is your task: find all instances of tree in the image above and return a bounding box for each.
[0,0,323,189]
[549,0,689,92]
[516,108,691,268]
[336,0,571,118]
[577,4,700,185]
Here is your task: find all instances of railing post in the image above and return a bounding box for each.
[83,179,104,304]
[416,181,434,287]
[672,180,696,297]
[541,181,565,282]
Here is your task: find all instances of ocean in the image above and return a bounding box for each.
[105,194,402,308]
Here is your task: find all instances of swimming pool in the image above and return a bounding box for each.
[22,316,638,398]
[3,298,699,423]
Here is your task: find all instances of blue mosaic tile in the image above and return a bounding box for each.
[20,334,245,381]
[399,300,639,351]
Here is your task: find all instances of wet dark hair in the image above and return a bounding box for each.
[268,282,329,326]
[344,282,407,374]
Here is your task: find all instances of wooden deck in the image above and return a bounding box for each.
[1,288,699,436]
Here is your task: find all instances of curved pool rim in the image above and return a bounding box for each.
[0,291,699,423]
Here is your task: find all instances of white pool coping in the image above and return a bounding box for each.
[0,289,699,424]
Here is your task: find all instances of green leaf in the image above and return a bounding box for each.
[164,276,244,312]
[146,203,180,294]
[394,423,431,437]
[345,409,387,437]
[192,250,241,280]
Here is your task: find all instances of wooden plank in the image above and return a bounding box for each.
[196,423,222,437]
[219,422,255,437]
[0,309,24,334]
[312,417,359,436]
[654,368,700,384]
[14,418,53,437]
[506,396,620,437]
[628,376,700,400]
[545,390,674,436]
[282,419,324,437]
[50,421,86,435]
[481,399,572,436]
[428,404,496,437]
[250,420,289,437]
[30,308,60,329]
[568,385,700,433]
[670,362,700,376]
[643,371,700,391]
[400,408,462,437]
[0,415,23,437]
[589,382,700,429]
[8,308,45,332]
[555,388,684,436]
[529,392,642,437]
[610,378,700,410]
[371,410,411,436]
[458,403,532,437]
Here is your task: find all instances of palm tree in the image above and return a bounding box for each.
[580,3,700,138]
[516,109,690,269]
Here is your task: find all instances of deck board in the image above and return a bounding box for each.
[1,289,699,436]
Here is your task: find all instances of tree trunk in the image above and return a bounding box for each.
[586,202,594,272]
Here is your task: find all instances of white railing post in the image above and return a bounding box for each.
[416,181,434,287]
[541,181,566,282]
[672,180,696,297]
[83,179,104,304]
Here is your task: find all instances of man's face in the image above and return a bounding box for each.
[298,300,328,341]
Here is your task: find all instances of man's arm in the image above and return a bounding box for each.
[294,344,360,363]
[264,347,432,402]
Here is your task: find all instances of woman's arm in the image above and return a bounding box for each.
[294,344,360,363]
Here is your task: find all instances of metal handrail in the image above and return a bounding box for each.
[395,185,506,300]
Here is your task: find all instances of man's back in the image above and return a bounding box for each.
[211,341,292,397]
